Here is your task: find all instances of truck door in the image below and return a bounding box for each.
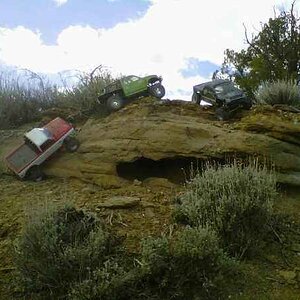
[202,87,217,105]
[122,76,146,97]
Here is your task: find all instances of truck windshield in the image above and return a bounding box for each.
[6,143,38,172]
[214,82,236,94]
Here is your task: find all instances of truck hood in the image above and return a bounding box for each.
[218,91,246,102]
[144,75,162,82]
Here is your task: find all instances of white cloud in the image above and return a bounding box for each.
[53,0,68,7]
[0,0,298,99]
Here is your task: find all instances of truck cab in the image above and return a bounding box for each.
[5,117,79,181]
[24,128,54,152]
[98,74,165,112]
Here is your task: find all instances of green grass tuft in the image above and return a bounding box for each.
[255,80,300,107]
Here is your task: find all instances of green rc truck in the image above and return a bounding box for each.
[98,75,165,111]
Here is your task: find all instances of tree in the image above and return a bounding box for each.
[223,1,300,97]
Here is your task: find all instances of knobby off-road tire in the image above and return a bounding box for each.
[26,165,44,182]
[191,93,200,104]
[215,107,231,121]
[64,137,80,152]
[107,94,125,112]
[148,84,166,98]
[242,100,253,110]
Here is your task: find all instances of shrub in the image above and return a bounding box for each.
[0,71,59,129]
[14,201,238,299]
[174,162,277,257]
[14,204,120,298]
[68,261,138,300]
[69,227,237,300]
[0,66,115,129]
[139,227,237,299]
[55,66,115,116]
[255,79,300,107]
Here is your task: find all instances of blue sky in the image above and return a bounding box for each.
[0,0,150,44]
[0,0,298,99]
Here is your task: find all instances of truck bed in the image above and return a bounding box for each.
[6,143,39,173]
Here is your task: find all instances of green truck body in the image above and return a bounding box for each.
[98,75,165,111]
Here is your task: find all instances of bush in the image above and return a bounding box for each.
[14,204,120,298]
[138,227,237,299]
[174,162,277,257]
[55,66,115,116]
[69,227,237,300]
[255,80,300,107]
[0,71,60,129]
[0,66,115,129]
[68,260,138,300]
[15,203,238,299]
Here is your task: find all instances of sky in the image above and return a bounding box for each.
[0,0,299,99]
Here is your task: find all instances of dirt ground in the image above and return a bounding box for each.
[0,174,300,299]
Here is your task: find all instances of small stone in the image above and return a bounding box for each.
[141,201,155,208]
[145,207,155,218]
[82,186,96,194]
[133,179,142,186]
[97,196,140,209]
[143,177,176,189]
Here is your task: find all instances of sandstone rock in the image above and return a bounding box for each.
[1,98,300,187]
[133,179,142,186]
[142,177,177,189]
[97,196,140,209]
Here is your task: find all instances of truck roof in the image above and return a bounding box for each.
[44,117,73,141]
[193,79,230,92]
[25,128,52,149]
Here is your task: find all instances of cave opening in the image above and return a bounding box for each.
[116,156,203,184]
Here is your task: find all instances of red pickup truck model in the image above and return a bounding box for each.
[5,117,79,181]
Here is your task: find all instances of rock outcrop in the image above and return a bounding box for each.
[1,98,300,187]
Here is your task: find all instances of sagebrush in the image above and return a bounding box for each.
[14,203,237,299]
[138,226,237,299]
[69,226,236,300]
[174,161,277,257]
[14,203,121,298]
[255,80,300,107]
[0,66,114,129]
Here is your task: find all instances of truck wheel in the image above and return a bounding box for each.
[64,137,80,152]
[107,94,124,111]
[242,100,252,110]
[215,108,231,121]
[148,84,165,98]
[191,93,200,104]
[26,166,44,182]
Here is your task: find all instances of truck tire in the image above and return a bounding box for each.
[26,166,44,182]
[191,93,200,104]
[148,84,165,98]
[242,100,252,110]
[64,137,80,152]
[107,94,124,111]
[215,108,231,121]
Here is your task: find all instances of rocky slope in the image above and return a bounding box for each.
[1,98,300,187]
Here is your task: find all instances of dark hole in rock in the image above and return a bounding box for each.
[116,156,202,184]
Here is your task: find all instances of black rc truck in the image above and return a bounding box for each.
[192,79,252,120]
